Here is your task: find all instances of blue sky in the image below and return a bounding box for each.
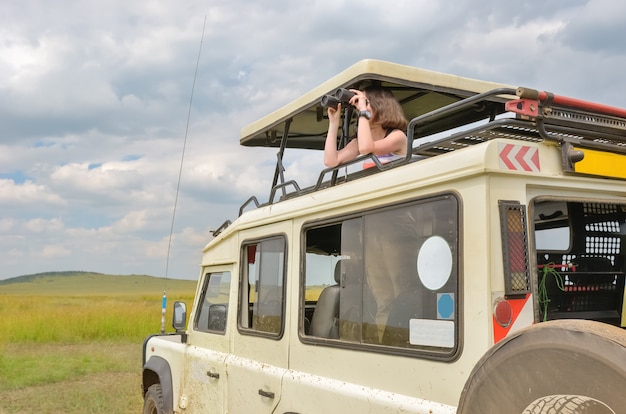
[1,0,625,280]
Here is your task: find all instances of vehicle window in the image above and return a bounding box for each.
[194,271,231,333]
[302,195,459,358]
[239,236,286,337]
[535,227,570,251]
[532,200,571,251]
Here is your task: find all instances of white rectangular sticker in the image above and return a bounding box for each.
[409,319,454,348]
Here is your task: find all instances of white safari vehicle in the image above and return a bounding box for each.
[142,60,626,414]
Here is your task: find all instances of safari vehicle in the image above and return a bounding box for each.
[142,60,626,414]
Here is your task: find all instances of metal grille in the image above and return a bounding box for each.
[549,202,625,315]
[583,202,622,256]
[546,252,621,313]
[555,280,619,312]
[584,202,620,216]
[585,236,621,255]
[499,201,531,295]
[586,222,621,232]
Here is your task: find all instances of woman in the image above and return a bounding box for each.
[323,86,408,168]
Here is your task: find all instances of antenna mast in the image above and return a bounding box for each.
[161,15,207,333]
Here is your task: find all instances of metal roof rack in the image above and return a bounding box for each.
[410,87,626,157]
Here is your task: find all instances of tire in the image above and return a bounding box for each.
[143,384,166,414]
[457,320,626,414]
[522,394,615,414]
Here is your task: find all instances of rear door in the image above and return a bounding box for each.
[226,229,290,413]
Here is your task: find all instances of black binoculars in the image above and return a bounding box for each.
[320,88,356,109]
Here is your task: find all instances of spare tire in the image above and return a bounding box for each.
[522,395,615,414]
[457,320,626,414]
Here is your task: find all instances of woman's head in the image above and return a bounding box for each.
[364,86,408,131]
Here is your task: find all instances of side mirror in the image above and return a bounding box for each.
[172,301,187,331]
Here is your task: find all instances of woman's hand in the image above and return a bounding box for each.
[349,89,368,111]
[327,103,342,125]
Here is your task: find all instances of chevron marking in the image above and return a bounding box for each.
[498,143,540,172]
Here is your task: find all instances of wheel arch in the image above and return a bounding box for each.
[143,356,174,413]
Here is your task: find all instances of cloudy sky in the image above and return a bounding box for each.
[1,0,625,281]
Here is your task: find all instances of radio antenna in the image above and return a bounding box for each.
[161,15,207,334]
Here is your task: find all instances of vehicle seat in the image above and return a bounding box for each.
[309,261,342,338]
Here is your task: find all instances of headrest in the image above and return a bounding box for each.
[334,260,342,284]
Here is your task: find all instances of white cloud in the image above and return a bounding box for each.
[41,244,71,258]
[25,218,64,233]
[111,210,149,233]
[0,179,66,205]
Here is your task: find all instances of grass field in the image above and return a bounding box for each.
[0,272,196,414]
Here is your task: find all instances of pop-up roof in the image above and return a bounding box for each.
[240,59,513,150]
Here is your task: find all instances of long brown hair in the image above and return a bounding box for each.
[364,86,408,131]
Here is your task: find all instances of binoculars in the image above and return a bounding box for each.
[320,88,356,109]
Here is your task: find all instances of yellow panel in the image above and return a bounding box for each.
[574,148,626,179]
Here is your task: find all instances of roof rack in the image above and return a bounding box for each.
[410,87,626,158]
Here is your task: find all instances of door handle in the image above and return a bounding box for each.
[258,389,275,399]
[206,370,220,379]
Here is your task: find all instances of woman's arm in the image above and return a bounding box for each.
[356,122,407,156]
[324,105,359,167]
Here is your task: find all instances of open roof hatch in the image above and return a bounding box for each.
[240,59,512,150]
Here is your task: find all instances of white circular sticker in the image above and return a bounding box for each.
[417,236,452,291]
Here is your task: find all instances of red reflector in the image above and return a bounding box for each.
[494,298,513,328]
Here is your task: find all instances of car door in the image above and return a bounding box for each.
[226,233,289,413]
[178,268,232,412]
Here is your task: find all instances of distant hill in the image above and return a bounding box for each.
[0,270,106,285]
[0,271,197,296]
